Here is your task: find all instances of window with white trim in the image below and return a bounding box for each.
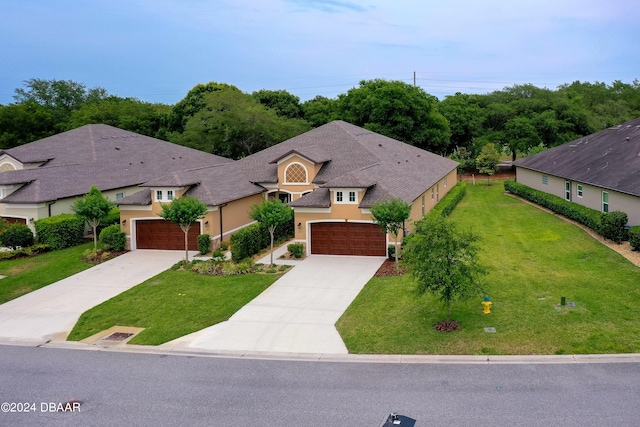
[167,190,174,200]
[602,192,609,213]
[116,192,125,201]
[334,189,359,204]
[156,190,163,201]
[542,175,549,185]
[577,185,583,198]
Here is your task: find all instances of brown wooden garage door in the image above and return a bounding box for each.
[136,220,200,250]
[310,222,386,256]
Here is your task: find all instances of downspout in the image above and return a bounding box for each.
[218,203,228,245]
[48,200,56,217]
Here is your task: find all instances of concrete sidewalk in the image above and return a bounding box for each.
[163,255,385,354]
[0,250,191,341]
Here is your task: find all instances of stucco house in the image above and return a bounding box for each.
[121,121,458,254]
[513,117,640,226]
[0,124,231,228]
[0,121,458,255]
[236,120,459,256]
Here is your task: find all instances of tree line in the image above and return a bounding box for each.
[1,77,639,162]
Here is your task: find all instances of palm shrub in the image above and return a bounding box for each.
[0,224,34,249]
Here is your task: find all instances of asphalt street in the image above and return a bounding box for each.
[2,345,640,426]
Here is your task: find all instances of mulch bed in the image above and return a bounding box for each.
[374,259,406,277]
[434,320,461,332]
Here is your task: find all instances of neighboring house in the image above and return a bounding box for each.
[0,124,232,228]
[513,117,640,226]
[236,120,459,256]
[118,162,265,250]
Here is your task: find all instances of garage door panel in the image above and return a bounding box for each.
[310,222,385,256]
[136,220,200,250]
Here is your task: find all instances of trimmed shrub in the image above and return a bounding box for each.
[427,181,467,219]
[230,218,294,262]
[287,243,303,258]
[629,226,640,251]
[198,234,211,255]
[599,211,628,243]
[34,214,84,250]
[504,180,603,232]
[99,224,126,251]
[0,225,34,249]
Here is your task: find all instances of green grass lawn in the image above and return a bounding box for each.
[337,181,640,355]
[0,243,94,304]
[67,269,283,345]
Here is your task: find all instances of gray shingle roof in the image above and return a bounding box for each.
[140,163,265,206]
[289,187,331,208]
[118,189,152,206]
[241,121,458,207]
[514,117,640,196]
[0,124,232,203]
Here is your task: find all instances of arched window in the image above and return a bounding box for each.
[0,163,16,173]
[284,163,307,184]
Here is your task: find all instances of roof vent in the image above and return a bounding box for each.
[115,146,120,150]
[625,137,630,142]
[378,144,383,147]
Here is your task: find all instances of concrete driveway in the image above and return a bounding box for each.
[164,255,385,354]
[0,250,190,341]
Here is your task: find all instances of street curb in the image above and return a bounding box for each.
[3,338,640,364]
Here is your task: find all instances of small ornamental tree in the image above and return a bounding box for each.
[370,198,412,264]
[402,215,486,330]
[249,199,293,266]
[158,196,208,261]
[476,143,500,186]
[71,186,116,251]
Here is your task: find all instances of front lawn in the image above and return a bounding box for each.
[336,181,640,355]
[0,243,95,305]
[67,269,283,345]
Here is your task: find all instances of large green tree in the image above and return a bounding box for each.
[158,196,208,262]
[402,215,486,328]
[370,198,412,264]
[71,186,116,251]
[171,88,310,158]
[13,78,108,132]
[337,79,452,153]
[249,199,293,266]
[0,101,55,148]
[301,95,339,127]
[252,89,303,119]
[68,96,170,138]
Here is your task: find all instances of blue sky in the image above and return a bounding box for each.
[2,0,639,106]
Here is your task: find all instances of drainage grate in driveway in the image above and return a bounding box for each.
[101,332,134,342]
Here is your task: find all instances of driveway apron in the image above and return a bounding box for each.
[0,251,188,341]
[165,255,385,354]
